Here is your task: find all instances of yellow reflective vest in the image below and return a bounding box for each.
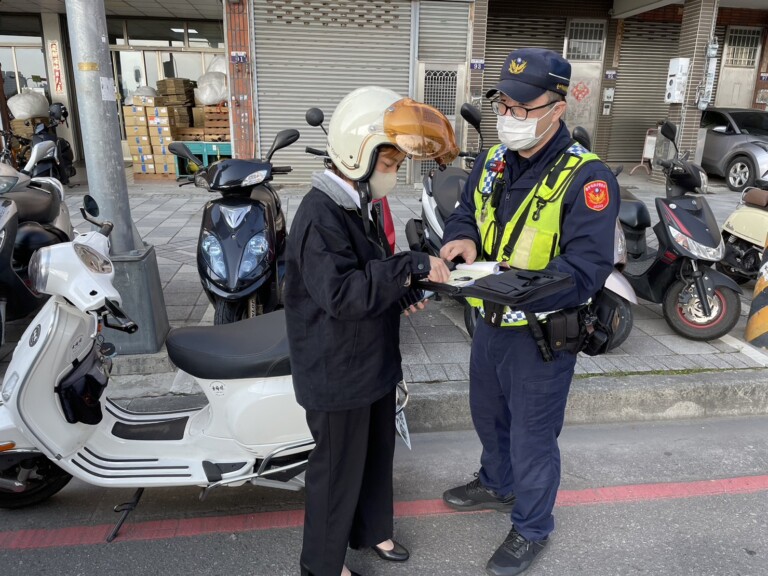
[467,142,600,326]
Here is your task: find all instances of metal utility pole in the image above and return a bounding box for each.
[65,0,169,354]
[65,0,141,253]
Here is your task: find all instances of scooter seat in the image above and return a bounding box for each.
[743,187,768,209]
[619,198,651,229]
[3,186,60,224]
[165,310,291,380]
[432,167,468,221]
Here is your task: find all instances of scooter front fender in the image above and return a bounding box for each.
[704,267,744,294]
[604,269,638,304]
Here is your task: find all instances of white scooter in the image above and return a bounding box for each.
[0,197,313,541]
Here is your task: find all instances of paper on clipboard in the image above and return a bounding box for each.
[447,262,500,287]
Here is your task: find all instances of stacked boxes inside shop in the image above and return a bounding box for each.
[124,78,230,178]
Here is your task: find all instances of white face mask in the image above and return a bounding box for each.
[368,170,397,199]
[496,104,558,151]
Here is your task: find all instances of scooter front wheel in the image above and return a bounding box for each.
[0,455,72,509]
[662,279,741,341]
[213,298,247,325]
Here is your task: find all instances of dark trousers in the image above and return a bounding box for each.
[300,388,396,576]
[469,320,576,542]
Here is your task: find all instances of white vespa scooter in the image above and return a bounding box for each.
[0,198,313,541]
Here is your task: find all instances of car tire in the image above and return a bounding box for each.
[726,156,755,191]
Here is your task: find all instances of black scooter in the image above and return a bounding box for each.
[29,103,76,185]
[169,130,299,325]
[619,121,742,341]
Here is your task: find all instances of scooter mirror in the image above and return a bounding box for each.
[266,128,300,161]
[460,104,482,133]
[660,121,677,144]
[168,141,204,169]
[305,108,325,127]
[83,194,100,217]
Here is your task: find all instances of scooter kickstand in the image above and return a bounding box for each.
[106,487,145,543]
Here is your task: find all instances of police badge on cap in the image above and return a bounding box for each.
[486,48,571,104]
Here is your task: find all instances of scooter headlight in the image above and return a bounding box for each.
[28,247,52,293]
[0,176,18,194]
[238,232,269,278]
[668,225,725,261]
[242,169,268,187]
[201,231,227,279]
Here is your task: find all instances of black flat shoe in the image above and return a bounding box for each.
[372,539,410,562]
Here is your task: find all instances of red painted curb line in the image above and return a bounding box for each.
[2,474,767,550]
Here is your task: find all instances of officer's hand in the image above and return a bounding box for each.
[427,256,451,283]
[440,239,477,265]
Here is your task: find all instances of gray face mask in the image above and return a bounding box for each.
[368,170,398,199]
[496,103,558,151]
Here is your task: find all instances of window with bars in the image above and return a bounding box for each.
[566,21,605,61]
[725,27,761,67]
[421,69,458,175]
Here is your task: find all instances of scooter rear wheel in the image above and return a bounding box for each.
[662,279,741,341]
[0,455,72,509]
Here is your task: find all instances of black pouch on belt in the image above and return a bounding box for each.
[483,300,506,327]
[544,308,584,354]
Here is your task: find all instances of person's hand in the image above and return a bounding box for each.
[403,300,427,317]
[440,239,477,265]
[427,256,451,283]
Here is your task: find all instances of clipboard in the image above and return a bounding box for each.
[419,265,573,308]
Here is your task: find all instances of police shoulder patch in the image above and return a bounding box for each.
[584,180,609,211]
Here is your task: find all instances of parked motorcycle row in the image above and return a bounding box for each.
[0,100,762,536]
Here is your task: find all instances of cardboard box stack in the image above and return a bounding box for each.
[156,78,195,106]
[124,103,154,176]
[125,97,179,177]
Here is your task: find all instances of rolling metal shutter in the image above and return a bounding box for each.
[252,0,412,184]
[482,16,567,145]
[418,1,470,60]
[607,19,680,162]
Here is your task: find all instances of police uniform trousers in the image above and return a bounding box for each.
[300,388,396,576]
[470,319,576,542]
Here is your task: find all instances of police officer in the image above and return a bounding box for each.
[440,48,620,576]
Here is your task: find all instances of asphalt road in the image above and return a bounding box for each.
[2,416,767,576]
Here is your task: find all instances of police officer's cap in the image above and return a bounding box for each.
[486,48,571,103]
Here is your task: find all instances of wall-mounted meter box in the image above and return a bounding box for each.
[664,57,690,104]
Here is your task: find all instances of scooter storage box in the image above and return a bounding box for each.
[54,345,111,425]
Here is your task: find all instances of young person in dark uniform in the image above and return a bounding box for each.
[284,86,456,576]
[440,48,620,576]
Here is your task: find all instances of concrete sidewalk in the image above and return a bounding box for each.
[2,168,767,430]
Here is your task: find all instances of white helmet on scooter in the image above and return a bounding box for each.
[327,86,459,181]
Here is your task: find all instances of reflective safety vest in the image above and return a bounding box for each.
[467,141,600,326]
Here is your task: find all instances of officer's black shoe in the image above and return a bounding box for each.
[443,473,515,512]
[485,526,548,576]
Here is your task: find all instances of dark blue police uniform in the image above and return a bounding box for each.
[443,121,620,541]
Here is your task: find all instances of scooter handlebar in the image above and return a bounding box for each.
[272,166,293,174]
[305,146,328,157]
[658,159,673,169]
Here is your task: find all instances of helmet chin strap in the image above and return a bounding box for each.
[358,180,372,236]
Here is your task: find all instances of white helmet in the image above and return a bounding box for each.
[327,86,459,181]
